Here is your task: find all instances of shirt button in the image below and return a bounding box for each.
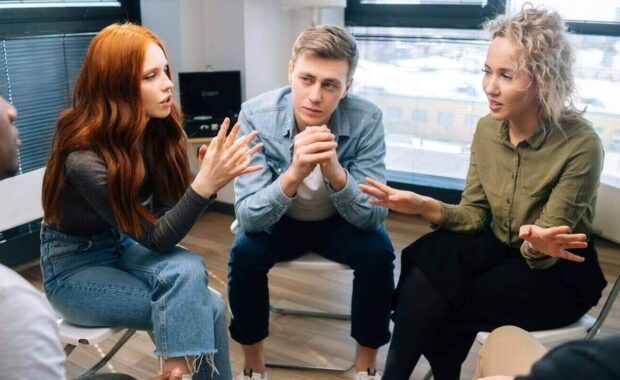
[506,198,510,204]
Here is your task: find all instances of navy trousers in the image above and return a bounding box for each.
[228,214,395,349]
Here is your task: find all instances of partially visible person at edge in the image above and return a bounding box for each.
[0,93,67,380]
[476,326,620,380]
[40,23,262,380]
[360,6,607,380]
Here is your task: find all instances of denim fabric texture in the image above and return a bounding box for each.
[40,225,232,380]
[233,86,389,233]
[228,215,395,349]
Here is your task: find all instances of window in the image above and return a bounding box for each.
[0,1,140,175]
[412,109,427,123]
[385,106,402,122]
[347,0,620,189]
[0,1,140,263]
[347,0,505,29]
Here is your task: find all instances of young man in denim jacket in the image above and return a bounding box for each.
[229,25,395,380]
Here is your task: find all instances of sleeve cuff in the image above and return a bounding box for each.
[328,169,356,202]
[186,186,217,208]
[520,240,559,269]
[436,202,457,229]
[271,176,294,208]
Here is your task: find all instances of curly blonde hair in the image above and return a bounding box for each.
[485,6,587,130]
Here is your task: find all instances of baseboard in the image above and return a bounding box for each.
[208,201,235,216]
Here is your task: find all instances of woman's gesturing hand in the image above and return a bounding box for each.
[359,177,425,215]
[192,118,263,199]
[519,225,588,263]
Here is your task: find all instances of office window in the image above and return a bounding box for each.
[347,0,620,188]
[385,106,401,122]
[0,34,93,173]
[0,0,139,175]
[412,109,427,123]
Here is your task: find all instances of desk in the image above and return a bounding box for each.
[187,137,214,145]
[186,137,214,172]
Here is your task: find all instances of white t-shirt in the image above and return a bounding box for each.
[0,264,65,379]
[286,164,337,221]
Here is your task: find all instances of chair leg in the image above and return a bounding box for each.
[422,369,433,380]
[266,361,355,372]
[75,329,137,379]
[270,304,351,320]
[64,343,77,356]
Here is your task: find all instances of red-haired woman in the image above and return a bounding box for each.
[40,23,261,379]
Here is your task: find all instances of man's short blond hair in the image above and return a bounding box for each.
[291,25,359,78]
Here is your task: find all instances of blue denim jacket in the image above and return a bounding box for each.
[234,86,388,232]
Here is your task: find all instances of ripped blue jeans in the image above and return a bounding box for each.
[40,225,232,380]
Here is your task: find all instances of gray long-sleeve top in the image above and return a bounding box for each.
[56,150,213,252]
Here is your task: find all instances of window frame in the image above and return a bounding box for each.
[0,0,141,37]
[345,0,506,29]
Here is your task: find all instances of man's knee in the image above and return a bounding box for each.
[350,229,395,270]
[229,231,280,277]
[229,233,263,268]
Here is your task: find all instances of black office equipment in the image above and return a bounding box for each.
[178,71,242,138]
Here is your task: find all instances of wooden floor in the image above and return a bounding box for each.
[17,211,620,380]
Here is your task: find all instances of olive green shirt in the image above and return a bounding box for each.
[438,115,604,269]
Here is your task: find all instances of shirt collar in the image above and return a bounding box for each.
[496,119,550,150]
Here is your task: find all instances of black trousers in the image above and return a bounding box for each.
[385,230,606,380]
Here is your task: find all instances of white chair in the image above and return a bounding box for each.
[230,220,354,372]
[59,320,141,379]
[422,273,620,380]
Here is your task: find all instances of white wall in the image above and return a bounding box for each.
[140,0,333,205]
[594,183,620,243]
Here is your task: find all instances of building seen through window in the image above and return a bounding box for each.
[349,0,620,187]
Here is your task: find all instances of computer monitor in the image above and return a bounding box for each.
[178,71,242,137]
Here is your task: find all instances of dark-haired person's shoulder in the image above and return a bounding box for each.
[516,335,620,380]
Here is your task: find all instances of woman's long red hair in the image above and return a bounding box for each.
[42,23,191,237]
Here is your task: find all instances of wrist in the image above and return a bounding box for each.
[280,169,303,198]
[325,166,346,191]
[524,240,546,259]
[191,176,217,200]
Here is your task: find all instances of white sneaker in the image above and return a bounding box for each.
[354,368,382,380]
[236,368,268,380]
